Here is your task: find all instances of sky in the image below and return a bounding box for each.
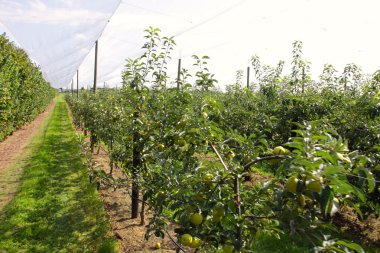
[0,0,379,90]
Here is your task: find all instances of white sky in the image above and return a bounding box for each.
[0,0,379,89]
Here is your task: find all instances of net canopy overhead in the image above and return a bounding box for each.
[0,0,120,88]
[1,0,379,89]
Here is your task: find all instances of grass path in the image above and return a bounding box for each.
[0,101,55,210]
[0,96,117,252]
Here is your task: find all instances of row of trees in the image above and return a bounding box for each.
[0,34,56,141]
[66,28,379,252]
[244,40,379,95]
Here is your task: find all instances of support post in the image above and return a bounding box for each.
[344,76,347,91]
[247,66,250,89]
[93,40,98,93]
[177,58,181,90]
[131,111,141,219]
[301,66,305,93]
[76,69,79,99]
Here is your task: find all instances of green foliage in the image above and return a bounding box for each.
[66,28,380,252]
[0,33,56,141]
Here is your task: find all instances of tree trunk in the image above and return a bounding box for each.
[140,193,147,225]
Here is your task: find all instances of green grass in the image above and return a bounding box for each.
[0,96,118,253]
[0,99,54,211]
[252,234,312,253]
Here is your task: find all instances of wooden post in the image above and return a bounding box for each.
[344,76,347,91]
[93,40,98,93]
[131,111,141,219]
[301,66,305,93]
[247,66,250,89]
[90,41,98,155]
[76,69,79,99]
[177,58,181,90]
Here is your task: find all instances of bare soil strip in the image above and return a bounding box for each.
[87,144,178,253]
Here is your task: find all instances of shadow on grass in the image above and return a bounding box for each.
[0,99,117,252]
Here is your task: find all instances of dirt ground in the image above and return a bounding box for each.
[332,205,380,248]
[0,102,55,210]
[89,145,178,253]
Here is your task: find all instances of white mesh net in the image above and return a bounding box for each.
[1,0,379,90]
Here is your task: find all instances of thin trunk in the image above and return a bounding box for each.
[90,134,96,153]
[140,193,147,225]
[234,173,242,249]
[109,141,114,175]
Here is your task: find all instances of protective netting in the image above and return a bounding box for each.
[0,0,120,88]
[0,0,379,89]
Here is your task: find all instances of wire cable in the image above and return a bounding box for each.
[121,1,193,24]
[344,173,380,184]
[68,0,123,87]
[173,0,249,38]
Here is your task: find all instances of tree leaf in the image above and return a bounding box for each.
[357,167,375,193]
[335,240,364,253]
[324,165,345,176]
[320,186,333,218]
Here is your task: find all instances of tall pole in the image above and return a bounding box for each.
[301,66,305,93]
[93,40,98,93]
[177,58,181,90]
[71,79,73,96]
[247,66,250,89]
[76,69,79,99]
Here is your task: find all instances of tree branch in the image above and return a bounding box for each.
[209,142,229,171]
[165,229,189,253]
[243,155,291,171]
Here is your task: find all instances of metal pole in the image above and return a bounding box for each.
[71,79,73,96]
[301,66,305,93]
[177,58,181,89]
[247,66,250,89]
[93,40,98,93]
[76,69,79,99]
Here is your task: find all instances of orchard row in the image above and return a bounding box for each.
[66,27,379,253]
[0,34,56,141]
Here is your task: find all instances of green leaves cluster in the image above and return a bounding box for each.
[0,34,56,141]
